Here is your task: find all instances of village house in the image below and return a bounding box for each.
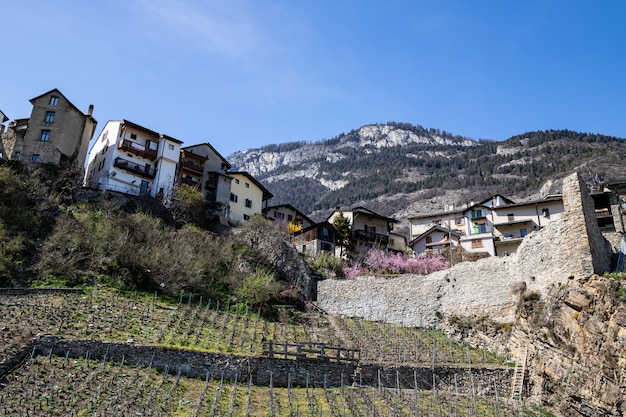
[228,171,273,225]
[408,225,462,255]
[177,143,232,218]
[292,221,337,258]
[0,89,97,175]
[327,206,399,256]
[263,204,315,231]
[491,195,564,256]
[83,120,182,201]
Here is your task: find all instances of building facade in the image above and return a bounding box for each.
[1,89,97,174]
[84,120,182,201]
[178,143,232,217]
[327,207,399,256]
[228,172,273,224]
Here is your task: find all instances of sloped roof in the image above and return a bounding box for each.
[263,203,314,225]
[409,225,462,247]
[229,171,273,200]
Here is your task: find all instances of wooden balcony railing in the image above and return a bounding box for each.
[353,229,389,244]
[180,177,199,188]
[181,160,204,175]
[263,340,360,364]
[113,157,156,178]
[118,139,158,160]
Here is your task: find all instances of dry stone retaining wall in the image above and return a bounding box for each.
[316,172,613,330]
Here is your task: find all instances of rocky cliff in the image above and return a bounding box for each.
[228,124,626,221]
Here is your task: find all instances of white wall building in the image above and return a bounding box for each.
[84,120,182,201]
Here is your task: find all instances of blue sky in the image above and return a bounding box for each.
[2,1,625,156]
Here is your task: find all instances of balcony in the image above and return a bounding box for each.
[205,173,219,189]
[181,160,204,175]
[118,139,158,160]
[180,177,199,188]
[114,157,156,178]
[353,229,389,245]
[595,208,612,218]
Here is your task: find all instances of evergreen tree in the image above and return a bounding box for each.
[333,211,353,258]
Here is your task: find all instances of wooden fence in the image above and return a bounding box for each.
[262,340,360,364]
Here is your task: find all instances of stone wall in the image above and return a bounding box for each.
[316,172,613,332]
[17,336,514,393]
[357,364,516,395]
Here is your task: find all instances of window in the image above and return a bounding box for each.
[426,236,433,244]
[542,208,550,218]
[245,199,252,208]
[274,211,284,219]
[45,111,55,123]
[243,214,250,221]
[168,144,174,150]
[15,152,21,159]
[49,96,59,106]
[40,130,51,141]
[520,228,527,237]
[32,154,40,162]
[507,213,514,221]
[89,168,95,178]
[131,133,137,140]
[230,193,238,203]
[245,182,250,188]
[287,215,293,221]
[365,225,376,233]
[455,217,464,225]
[471,239,483,248]
[235,179,240,184]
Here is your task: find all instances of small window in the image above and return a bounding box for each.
[49,96,59,106]
[168,144,175,150]
[45,111,55,123]
[243,214,250,221]
[15,152,21,159]
[40,130,51,141]
[287,215,293,221]
[426,236,433,244]
[230,193,238,202]
[542,208,550,218]
[520,228,527,237]
[131,133,137,140]
[235,179,240,184]
[507,213,514,221]
[245,198,252,208]
[245,182,250,188]
[32,154,40,162]
[455,217,464,225]
[471,239,483,248]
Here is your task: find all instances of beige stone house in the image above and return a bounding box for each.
[263,204,315,232]
[1,89,97,174]
[228,172,273,224]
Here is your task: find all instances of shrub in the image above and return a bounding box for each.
[356,249,448,276]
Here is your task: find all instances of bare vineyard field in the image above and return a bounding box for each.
[0,355,549,417]
[0,289,552,416]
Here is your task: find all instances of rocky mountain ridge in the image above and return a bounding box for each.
[228,123,626,223]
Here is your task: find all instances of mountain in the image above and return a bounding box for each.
[228,122,626,223]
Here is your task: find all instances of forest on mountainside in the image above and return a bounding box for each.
[246,128,626,217]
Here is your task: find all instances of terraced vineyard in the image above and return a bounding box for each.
[0,289,553,416]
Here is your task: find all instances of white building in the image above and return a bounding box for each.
[84,120,182,201]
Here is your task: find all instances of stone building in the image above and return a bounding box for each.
[0,89,97,174]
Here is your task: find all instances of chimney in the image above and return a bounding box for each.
[87,104,94,116]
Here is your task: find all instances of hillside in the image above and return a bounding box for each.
[228,123,626,221]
